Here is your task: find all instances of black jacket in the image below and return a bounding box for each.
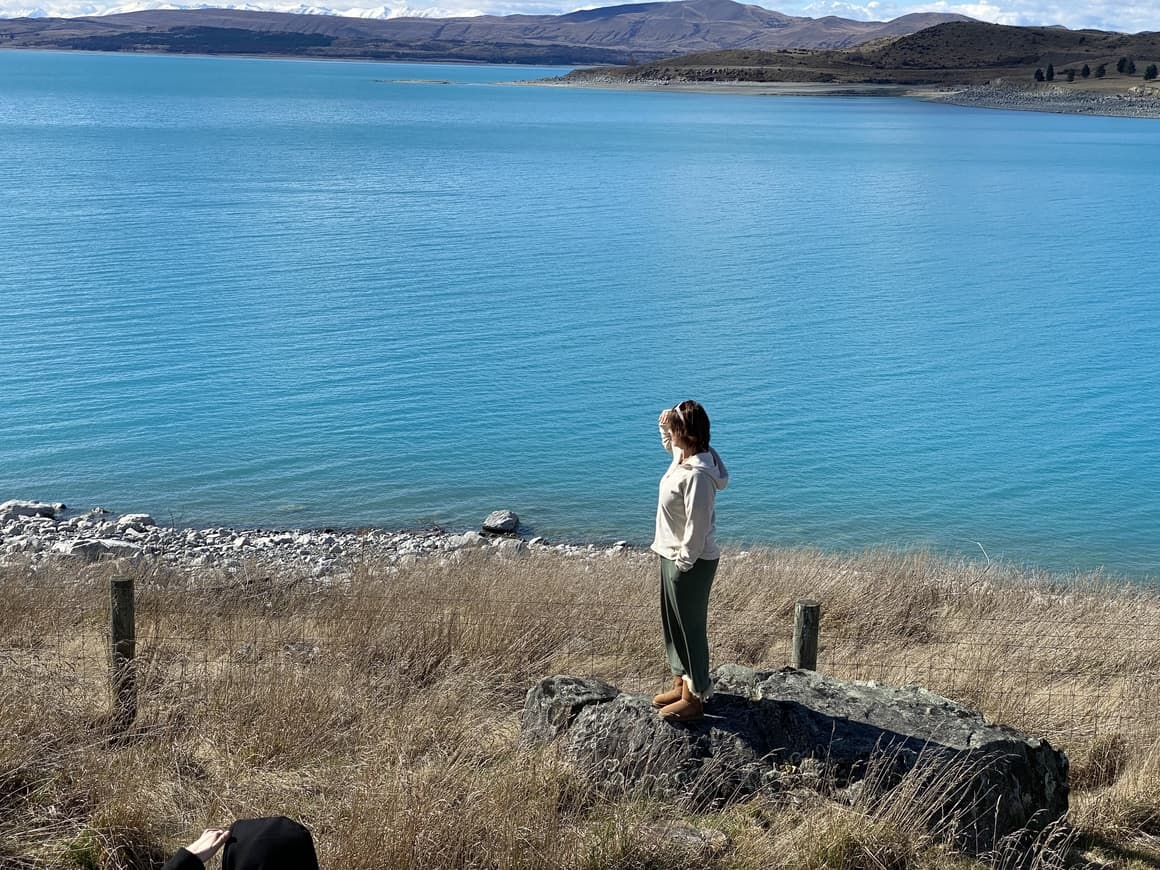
[224,817,319,870]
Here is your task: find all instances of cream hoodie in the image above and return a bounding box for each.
[650,418,729,572]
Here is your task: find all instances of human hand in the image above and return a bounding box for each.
[659,409,673,428]
[186,828,230,863]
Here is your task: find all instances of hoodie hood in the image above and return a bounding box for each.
[681,447,729,490]
[223,817,319,870]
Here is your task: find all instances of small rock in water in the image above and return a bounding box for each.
[482,510,519,534]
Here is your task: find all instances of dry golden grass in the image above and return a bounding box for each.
[1,547,1157,868]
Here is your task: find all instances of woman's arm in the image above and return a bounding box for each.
[160,850,205,870]
[658,409,674,454]
[676,472,714,572]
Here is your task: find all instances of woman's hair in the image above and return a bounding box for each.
[670,400,711,454]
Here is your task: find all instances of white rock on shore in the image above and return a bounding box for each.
[0,500,61,522]
[116,513,156,530]
[52,539,145,561]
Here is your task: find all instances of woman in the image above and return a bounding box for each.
[162,817,319,870]
[650,400,729,722]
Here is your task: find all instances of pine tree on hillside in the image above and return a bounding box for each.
[1127,59,1137,75]
[1117,57,1128,73]
[1065,68,1075,82]
[1096,63,1107,78]
[1046,63,1055,81]
[1081,64,1090,78]
[1034,68,1045,82]
[1146,64,1159,81]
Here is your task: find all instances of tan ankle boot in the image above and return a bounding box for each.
[651,675,684,709]
[659,682,704,722]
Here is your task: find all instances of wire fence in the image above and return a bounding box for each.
[5,575,1158,751]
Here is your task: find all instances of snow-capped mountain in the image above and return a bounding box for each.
[7,1,479,18]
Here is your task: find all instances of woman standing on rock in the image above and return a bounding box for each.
[650,400,729,722]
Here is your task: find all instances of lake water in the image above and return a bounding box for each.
[2,50,1158,579]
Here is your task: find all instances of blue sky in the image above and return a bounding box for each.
[2,0,1157,34]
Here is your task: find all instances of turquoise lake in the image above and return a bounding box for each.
[1,50,1158,578]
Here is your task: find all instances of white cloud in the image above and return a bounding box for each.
[2,0,1157,32]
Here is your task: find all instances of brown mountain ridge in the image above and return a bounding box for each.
[566,21,1160,85]
[0,0,973,64]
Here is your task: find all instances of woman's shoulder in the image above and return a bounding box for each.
[681,450,728,490]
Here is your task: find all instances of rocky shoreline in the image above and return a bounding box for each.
[928,82,1160,118]
[0,500,638,580]
[533,75,1160,119]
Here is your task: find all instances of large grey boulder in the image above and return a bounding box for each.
[0,500,59,522]
[521,666,1068,855]
[481,510,519,534]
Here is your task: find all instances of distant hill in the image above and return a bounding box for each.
[565,21,1160,84]
[0,0,974,64]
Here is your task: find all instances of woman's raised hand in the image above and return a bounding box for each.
[659,408,673,428]
[186,828,231,862]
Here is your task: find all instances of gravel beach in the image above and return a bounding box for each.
[0,499,641,581]
[530,76,1160,119]
[929,82,1160,118]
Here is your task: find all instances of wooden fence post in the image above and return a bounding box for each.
[792,599,821,671]
[110,576,137,730]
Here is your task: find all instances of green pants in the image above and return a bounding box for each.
[659,557,719,699]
